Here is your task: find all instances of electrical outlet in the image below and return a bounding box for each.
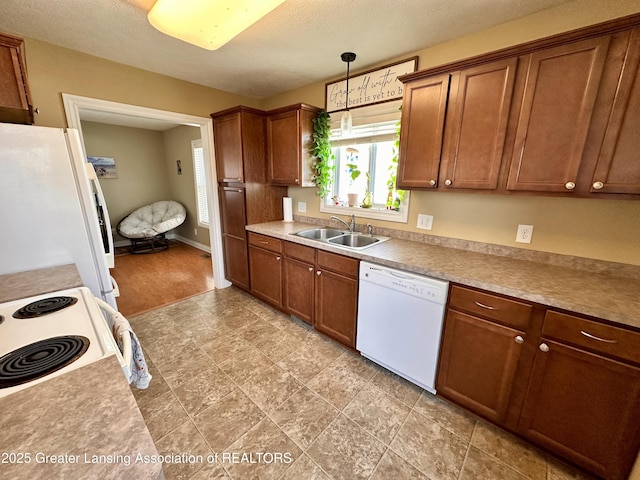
[194,228,198,236]
[516,224,533,243]
[298,201,306,213]
[417,214,434,230]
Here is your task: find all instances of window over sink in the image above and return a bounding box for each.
[319,101,409,223]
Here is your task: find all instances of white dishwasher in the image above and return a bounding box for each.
[356,261,449,394]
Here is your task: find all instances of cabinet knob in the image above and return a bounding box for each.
[308,267,313,272]
[515,335,524,344]
[276,256,281,261]
[565,182,576,190]
[592,181,604,190]
[429,179,436,186]
[295,178,299,183]
[316,270,322,276]
[444,179,452,186]
[539,343,550,352]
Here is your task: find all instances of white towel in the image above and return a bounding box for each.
[111,312,152,389]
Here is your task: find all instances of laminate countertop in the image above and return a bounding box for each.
[0,265,163,480]
[247,221,640,330]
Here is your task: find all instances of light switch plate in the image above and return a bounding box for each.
[298,201,307,213]
[417,214,433,230]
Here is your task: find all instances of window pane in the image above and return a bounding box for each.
[192,141,209,226]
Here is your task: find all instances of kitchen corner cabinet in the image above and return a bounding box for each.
[0,33,33,125]
[314,250,359,349]
[211,106,267,183]
[438,284,640,480]
[266,103,321,186]
[506,36,610,193]
[248,233,283,308]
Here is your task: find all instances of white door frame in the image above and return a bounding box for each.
[62,93,231,289]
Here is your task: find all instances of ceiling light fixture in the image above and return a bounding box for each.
[340,52,356,136]
[147,0,285,51]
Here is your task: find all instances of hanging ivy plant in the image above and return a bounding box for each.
[311,110,334,198]
[386,107,406,211]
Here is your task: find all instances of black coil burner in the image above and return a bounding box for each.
[0,336,89,388]
[12,296,78,319]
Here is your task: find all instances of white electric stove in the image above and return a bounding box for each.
[0,287,125,398]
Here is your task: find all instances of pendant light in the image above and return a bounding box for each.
[340,52,356,135]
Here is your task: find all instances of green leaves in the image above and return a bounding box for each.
[311,110,335,198]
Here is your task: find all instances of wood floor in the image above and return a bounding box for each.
[111,240,215,317]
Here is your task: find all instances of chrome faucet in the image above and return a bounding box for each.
[330,214,356,233]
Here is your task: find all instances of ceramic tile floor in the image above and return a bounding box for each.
[129,287,594,480]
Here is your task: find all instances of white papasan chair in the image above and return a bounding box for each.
[116,200,186,253]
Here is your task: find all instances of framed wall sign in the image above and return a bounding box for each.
[325,57,418,113]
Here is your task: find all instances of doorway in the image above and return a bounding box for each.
[62,94,231,299]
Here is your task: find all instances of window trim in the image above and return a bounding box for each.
[191,139,209,228]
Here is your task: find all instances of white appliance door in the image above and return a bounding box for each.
[0,124,116,309]
[84,161,115,269]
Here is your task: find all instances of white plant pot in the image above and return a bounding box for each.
[347,193,359,207]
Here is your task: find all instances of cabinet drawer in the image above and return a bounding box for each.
[247,233,283,253]
[284,241,315,263]
[449,285,532,330]
[542,311,640,364]
[317,250,358,278]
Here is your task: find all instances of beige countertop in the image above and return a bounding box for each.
[247,221,640,330]
[0,355,162,479]
[0,264,83,302]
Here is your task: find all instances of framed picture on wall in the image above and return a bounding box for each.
[87,156,117,178]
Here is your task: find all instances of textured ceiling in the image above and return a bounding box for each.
[0,0,575,100]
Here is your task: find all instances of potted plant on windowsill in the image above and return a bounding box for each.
[345,159,361,207]
[311,110,334,198]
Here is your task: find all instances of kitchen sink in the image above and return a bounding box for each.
[291,228,389,250]
[327,233,380,248]
[295,228,345,240]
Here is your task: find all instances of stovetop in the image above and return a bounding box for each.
[0,287,118,398]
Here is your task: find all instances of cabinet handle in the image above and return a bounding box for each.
[308,267,313,272]
[429,179,436,186]
[515,335,524,344]
[316,270,322,276]
[259,241,269,245]
[444,179,452,186]
[592,181,604,190]
[295,178,299,183]
[539,343,550,352]
[580,330,617,344]
[276,256,281,261]
[475,301,496,310]
[565,182,576,190]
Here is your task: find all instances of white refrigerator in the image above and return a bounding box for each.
[0,123,118,308]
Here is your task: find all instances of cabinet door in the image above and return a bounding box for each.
[440,59,517,190]
[519,340,640,480]
[222,234,249,290]
[397,74,450,189]
[267,110,300,185]
[283,257,314,324]
[248,246,283,308]
[437,310,525,425]
[219,186,246,237]
[213,113,244,182]
[591,29,640,194]
[506,36,610,192]
[0,34,32,124]
[315,268,358,348]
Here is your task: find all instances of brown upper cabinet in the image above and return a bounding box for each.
[0,33,33,125]
[506,36,610,193]
[398,15,640,198]
[266,103,321,186]
[211,106,267,184]
[588,28,640,194]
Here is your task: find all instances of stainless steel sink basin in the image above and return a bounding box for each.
[291,228,390,250]
[327,233,380,248]
[294,228,345,240]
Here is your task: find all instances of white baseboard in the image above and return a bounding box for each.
[114,234,211,254]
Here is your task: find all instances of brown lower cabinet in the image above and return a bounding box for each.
[247,233,283,309]
[437,284,640,480]
[283,242,316,325]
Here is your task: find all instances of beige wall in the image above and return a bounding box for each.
[163,125,210,246]
[81,121,169,235]
[23,39,258,129]
[260,0,640,266]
